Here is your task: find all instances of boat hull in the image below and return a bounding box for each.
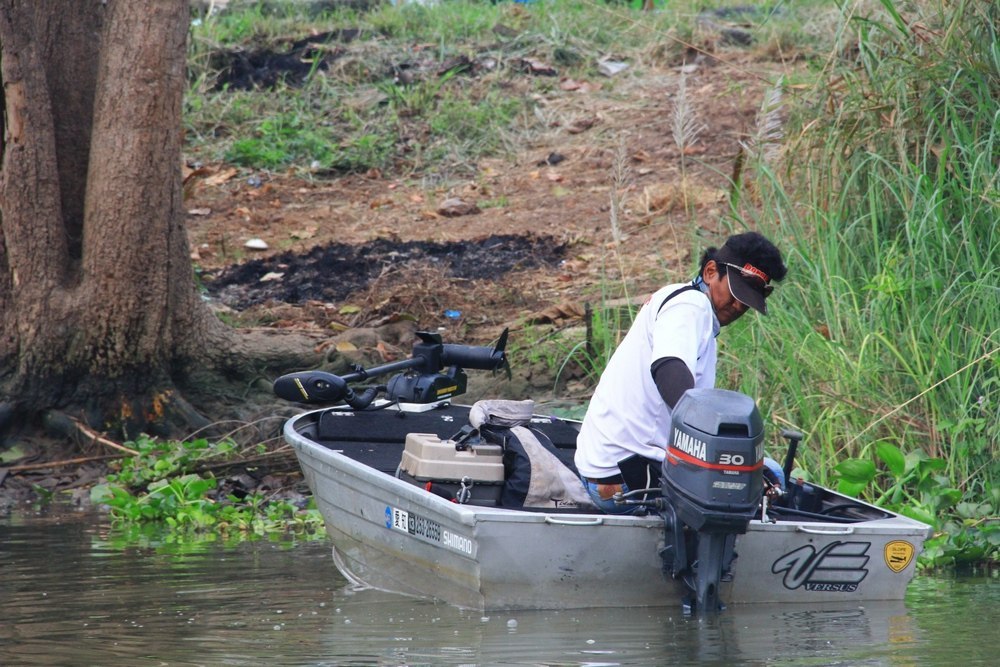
[287,407,931,611]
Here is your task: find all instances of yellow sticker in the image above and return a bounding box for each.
[293,377,309,401]
[884,540,915,573]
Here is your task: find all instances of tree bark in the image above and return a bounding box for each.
[0,0,320,444]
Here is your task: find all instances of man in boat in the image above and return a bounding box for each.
[575,231,788,513]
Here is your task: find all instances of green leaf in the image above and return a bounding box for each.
[835,458,877,484]
[953,546,986,563]
[148,478,170,492]
[0,444,27,463]
[179,474,216,498]
[916,458,947,482]
[900,506,936,528]
[837,479,868,498]
[955,502,990,520]
[875,441,906,477]
[90,484,114,504]
[938,488,963,509]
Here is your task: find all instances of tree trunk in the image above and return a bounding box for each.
[0,0,320,444]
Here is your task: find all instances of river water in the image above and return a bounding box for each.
[1,506,995,666]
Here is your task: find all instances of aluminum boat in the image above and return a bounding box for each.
[283,402,930,611]
[276,330,931,612]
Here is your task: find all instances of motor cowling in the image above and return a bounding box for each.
[659,388,764,613]
[662,388,764,530]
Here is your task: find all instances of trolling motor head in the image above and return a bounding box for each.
[273,329,509,409]
[383,330,509,405]
[659,388,764,614]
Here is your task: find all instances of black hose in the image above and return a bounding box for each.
[819,503,891,519]
[764,505,863,524]
[344,386,380,410]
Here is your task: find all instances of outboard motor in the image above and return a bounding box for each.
[659,388,764,613]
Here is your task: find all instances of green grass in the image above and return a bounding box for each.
[183,0,843,176]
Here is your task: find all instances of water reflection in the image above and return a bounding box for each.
[1,506,995,666]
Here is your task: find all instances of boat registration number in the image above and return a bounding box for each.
[385,506,474,556]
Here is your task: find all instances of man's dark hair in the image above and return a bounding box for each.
[698,232,787,283]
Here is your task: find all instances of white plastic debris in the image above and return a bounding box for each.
[597,59,629,77]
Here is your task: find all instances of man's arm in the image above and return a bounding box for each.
[651,357,694,409]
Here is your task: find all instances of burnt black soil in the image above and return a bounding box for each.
[210,29,367,91]
[203,234,567,310]
[207,25,542,92]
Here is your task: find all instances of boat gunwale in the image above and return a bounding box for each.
[284,407,930,533]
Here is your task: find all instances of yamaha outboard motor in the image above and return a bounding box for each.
[659,388,764,613]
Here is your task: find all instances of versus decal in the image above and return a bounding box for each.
[384,506,473,555]
[771,541,870,592]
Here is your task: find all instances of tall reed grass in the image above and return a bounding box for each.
[721,0,998,563]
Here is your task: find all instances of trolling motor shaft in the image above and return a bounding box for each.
[273,330,509,408]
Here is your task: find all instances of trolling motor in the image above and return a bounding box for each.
[658,388,764,614]
[273,330,510,409]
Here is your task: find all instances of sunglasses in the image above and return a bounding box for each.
[718,262,774,297]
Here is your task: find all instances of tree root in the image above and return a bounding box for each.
[3,453,122,472]
[42,410,138,455]
[1,328,329,451]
